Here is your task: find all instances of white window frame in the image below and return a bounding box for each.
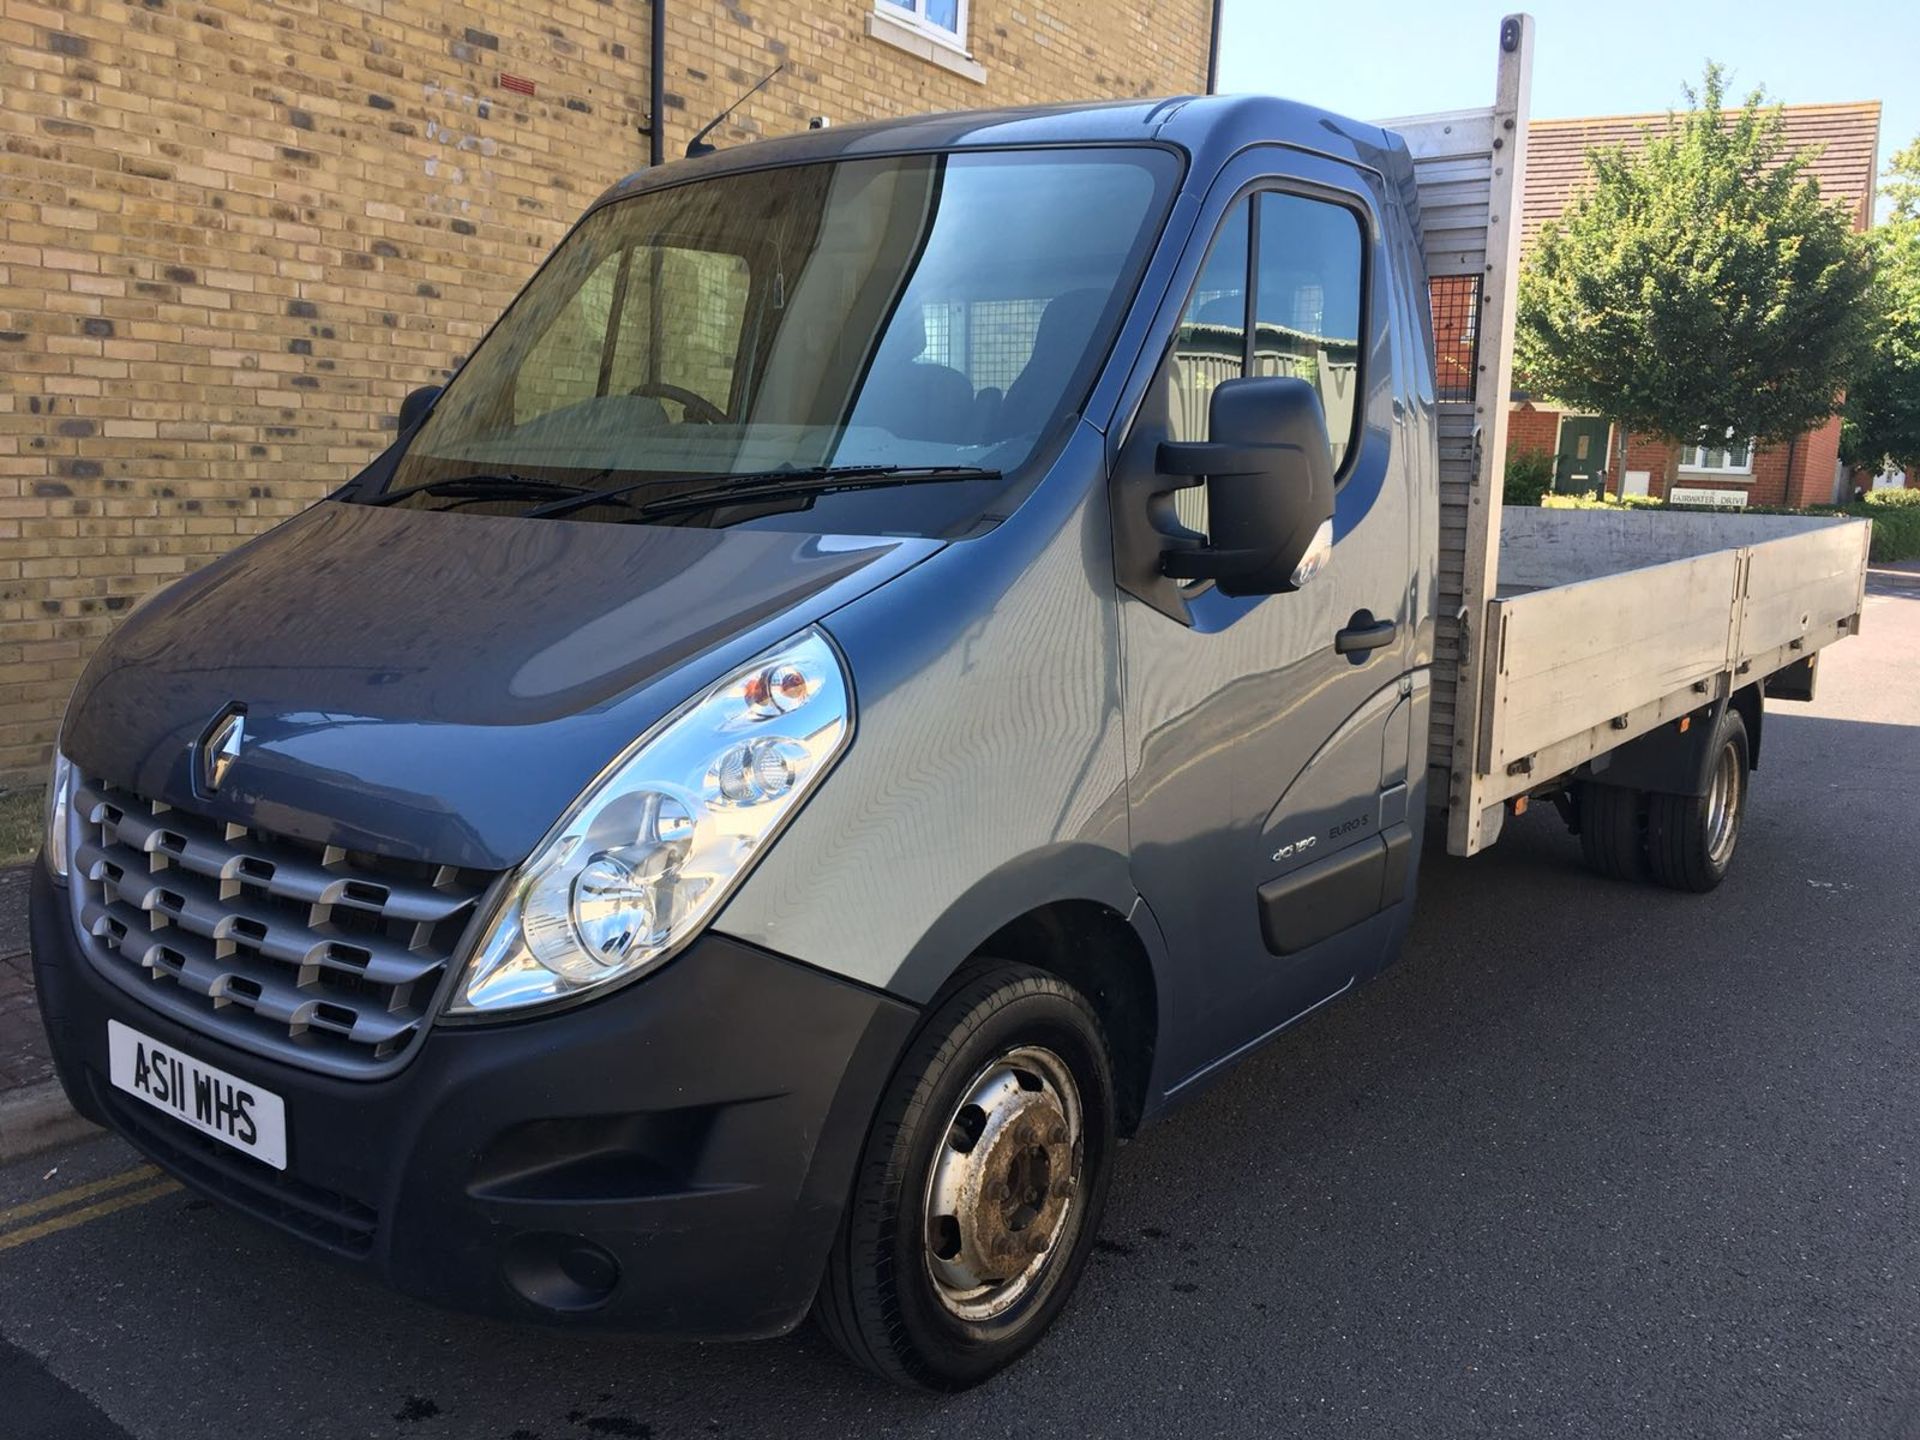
[876,0,969,52]
[1678,427,1755,476]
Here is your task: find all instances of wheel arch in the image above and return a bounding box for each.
[962,900,1162,1138]
[1592,681,1763,797]
[885,844,1172,1139]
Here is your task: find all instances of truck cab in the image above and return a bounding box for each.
[30,17,1869,1390]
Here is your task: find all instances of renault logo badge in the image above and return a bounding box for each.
[199,707,245,793]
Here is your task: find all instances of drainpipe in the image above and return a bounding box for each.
[649,0,666,167]
[1205,0,1223,94]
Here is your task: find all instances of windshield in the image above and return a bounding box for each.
[371,145,1179,534]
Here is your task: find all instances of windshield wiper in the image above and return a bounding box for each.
[367,473,606,507]
[525,465,1003,520]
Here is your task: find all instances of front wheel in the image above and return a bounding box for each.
[814,964,1116,1390]
[1645,709,1749,892]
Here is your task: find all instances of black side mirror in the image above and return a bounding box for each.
[1156,376,1336,597]
[398,384,442,431]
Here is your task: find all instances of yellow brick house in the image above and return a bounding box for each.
[0,0,1218,784]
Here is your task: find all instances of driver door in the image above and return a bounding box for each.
[1115,151,1419,1089]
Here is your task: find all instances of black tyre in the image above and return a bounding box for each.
[815,963,1116,1390]
[1646,709,1749,892]
[1578,780,1646,880]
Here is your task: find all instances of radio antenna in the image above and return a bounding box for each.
[685,63,785,159]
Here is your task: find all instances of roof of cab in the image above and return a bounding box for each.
[593,93,1401,211]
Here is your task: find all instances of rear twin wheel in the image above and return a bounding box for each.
[1578,708,1749,892]
[1645,710,1749,892]
[1578,777,1646,880]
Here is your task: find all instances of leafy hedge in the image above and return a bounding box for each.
[1538,492,1663,510]
[1862,487,1920,509]
[1536,491,1920,563]
[1859,503,1920,561]
[1503,448,1556,507]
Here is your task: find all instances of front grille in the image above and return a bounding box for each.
[69,776,493,1079]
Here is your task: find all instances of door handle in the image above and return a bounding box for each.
[1334,613,1398,656]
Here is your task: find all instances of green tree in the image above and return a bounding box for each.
[1517,66,1875,467]
[1881,135,1920,222]
[1841,140,1920,472]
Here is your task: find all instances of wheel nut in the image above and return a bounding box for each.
[986,1179,1010,1202]
[1027,1233,1049,1255]
[1047,1124,1068,1146]
[1051,1178,1074,1199]
[991,1236,1016,1259]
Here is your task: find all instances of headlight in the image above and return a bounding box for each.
[449,628,852,1015]
[44,749,73,880]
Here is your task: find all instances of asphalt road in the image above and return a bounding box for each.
[3,567,1915,1440]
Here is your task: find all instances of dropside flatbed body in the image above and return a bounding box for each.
[1387,16,1871,855]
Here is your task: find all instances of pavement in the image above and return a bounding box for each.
[0,865,52,1094]
[0,564,1914,1438]
[0,862,97,1166]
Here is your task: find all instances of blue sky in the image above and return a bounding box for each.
[1216,0,1913,220]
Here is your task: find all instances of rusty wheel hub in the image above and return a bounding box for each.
[923,1044,1082,1321]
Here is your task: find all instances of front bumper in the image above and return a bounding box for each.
[30,862,917,1339]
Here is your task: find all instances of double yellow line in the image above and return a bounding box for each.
[0,1165,181,1253]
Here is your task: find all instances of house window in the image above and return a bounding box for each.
[878,0,967,48]
[1679,429,1753,475]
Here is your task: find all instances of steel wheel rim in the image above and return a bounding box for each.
[1706,740,1741,866]
[922,1044,1083,1322]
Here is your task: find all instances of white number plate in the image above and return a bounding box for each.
[107,1020,288,1170]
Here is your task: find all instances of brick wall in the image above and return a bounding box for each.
[1659,426,1844,509]
[1787,414,1844,507]
[1616,430,1667,496]
[1506,407,1856,508]
[1508,403,1558,464]
[0,0,1212,784]
[1742,443,1793,507]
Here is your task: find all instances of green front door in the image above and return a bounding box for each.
[1554,416,1611,495]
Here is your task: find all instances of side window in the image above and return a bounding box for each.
[1166,198,1251,538]
[1253,192,1364,471]
[1152,188,1367,544]
[1169,199,1250,444]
